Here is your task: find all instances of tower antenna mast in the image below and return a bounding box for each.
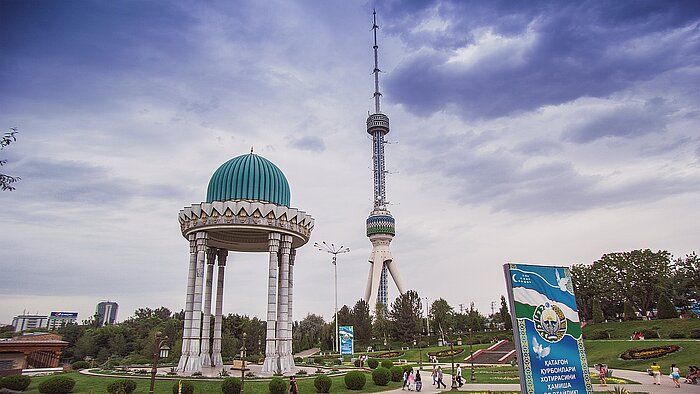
[372,9,382,114]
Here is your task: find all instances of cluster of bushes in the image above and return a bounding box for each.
[691,329,700,339]
[38,376,75,394]
[0,375,31,392]
[268,377,287,394]
[381,360,394,369]
[70,360,91,370]
[390,365,404,382]
[106,379,137,394]
[221,377,242,394]
[367,358,379,369]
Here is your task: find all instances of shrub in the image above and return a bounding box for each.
[38,376,76,394]
[71,360,90,370]
[367,358,379,369]
[313,357,323,364]
[294,357,303,363]
[332,358,342,365]
[641,329,659,339]
[344,371,366,390]
[656,294,678,319]
[221,377,242,394]
[353,359,362,367]
[586,331,609,340]
[690,329,700,339]
[380,360,394,369]
[106,379,137,394]
[314,375,332,393]
[668,330,686,339]
[372,367,391,386]
[623,301,637,321]
[172,381,194,394]
[268,377,287,394]
[1,375,31,391]
[390,365,404,382]
[296,369,308,375]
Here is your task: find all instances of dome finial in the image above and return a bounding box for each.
[251,146,254,154]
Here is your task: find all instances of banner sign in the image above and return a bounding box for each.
[504,263,592,394]
[339,325,354,356]
[50,312,78,318]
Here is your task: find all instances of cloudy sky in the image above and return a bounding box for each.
[2,0,699,325]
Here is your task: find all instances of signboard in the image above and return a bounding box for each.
[50,312,78,318]
[339,325,354,356]
[504,263,592,394]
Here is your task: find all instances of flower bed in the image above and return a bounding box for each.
[427,348,464,358]
[619,345,680,360]
[375,351,405,359]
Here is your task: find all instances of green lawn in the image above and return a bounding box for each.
[583,339,700,373]
[582,318,700,339]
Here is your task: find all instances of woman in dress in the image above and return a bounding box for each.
[671,364,681,388]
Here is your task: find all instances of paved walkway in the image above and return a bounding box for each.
[383,368,700,393]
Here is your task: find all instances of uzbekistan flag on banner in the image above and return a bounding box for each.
[504,263,593,394]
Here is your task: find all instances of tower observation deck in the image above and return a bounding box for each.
[363,11,406,314]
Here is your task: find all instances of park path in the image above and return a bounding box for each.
[383,367,700,393]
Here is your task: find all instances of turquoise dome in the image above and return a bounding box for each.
[206,153,291,206]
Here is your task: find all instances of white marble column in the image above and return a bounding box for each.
[276,234,293,373]
[200,248,216,367]
[288,248,296,369]
[211,249,227,368]
[262,233,281,374]
[184,231,207,373]
[177,233,197,372]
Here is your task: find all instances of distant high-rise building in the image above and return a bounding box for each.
[95,301,118,326]
[47,312,78,330]
[11,314,48,332]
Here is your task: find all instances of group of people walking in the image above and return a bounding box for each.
[401,368,423,391]
[650,362,690,388]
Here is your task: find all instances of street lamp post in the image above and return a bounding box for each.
[468,328,475,382]
[240,332,247,394]
[449,329,458,391]
[314,241,350,354]
[149,331,169,394]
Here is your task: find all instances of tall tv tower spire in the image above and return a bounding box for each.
[363,10,405,313]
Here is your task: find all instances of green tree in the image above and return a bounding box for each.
[592,299,604,323]
[371,303,390,342]
[429,298,454,334]
[389,290,423,341]
[623,300,637,321]
[1,128,20,191]
[671,253,700,311]
[499,295,512,330]
[293,314,325,351]
[351,299,372,342]
[656,293,678,319]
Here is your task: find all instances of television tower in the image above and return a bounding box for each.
[363,10,405,314]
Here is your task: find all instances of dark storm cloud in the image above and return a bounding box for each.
[377,0,700,119]
[565,98,674,143]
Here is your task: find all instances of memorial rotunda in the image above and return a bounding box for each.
[176,152,314,375]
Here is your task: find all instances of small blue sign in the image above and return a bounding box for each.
[339,326,354,356]
[504,263,592,394]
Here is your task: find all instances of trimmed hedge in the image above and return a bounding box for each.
[367,358,379,369]
[172,380,194,394]
[690,329,700,339]
[390,365,404,382]
[106,379,136,394]
[380,360,394,369]
[314,375,332,393]
[372,367,391,386]
[344,371,366,390]
[586,331,609,340]
[668,330,686,339]
[70,360,90,370]
[269,377,287,394]
[353,359,362,367]
[221,377,242,394]
[1,375,31,391]
[38,376,75,394]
